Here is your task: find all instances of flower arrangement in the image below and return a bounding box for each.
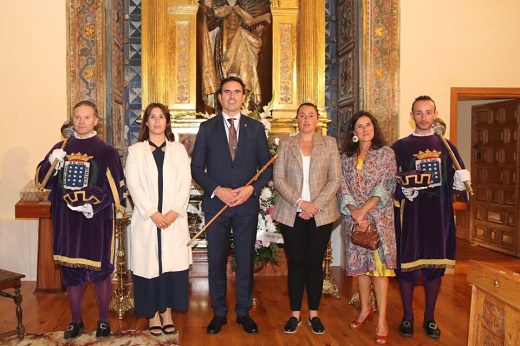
[243,95,283,267]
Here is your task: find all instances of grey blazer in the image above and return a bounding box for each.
[273,133,342,227]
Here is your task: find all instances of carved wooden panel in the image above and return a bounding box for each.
[471,100,520,256]
[467,261,520,345]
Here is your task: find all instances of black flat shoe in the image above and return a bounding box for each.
[284,317,301,334]
[95,321,111,340]
[64,321,84,340]
[207,315,227,335]
[162,323,176,335]
[149,325,162,337]
[237,315,258,334]
[398,318,414,336]
[308,317,325,335]
[423,320,441,338]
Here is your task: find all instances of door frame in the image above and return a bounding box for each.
[450,87,520,248]
[449,87,520,144]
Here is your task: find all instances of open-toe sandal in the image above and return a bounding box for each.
[149,325,163,337]
[162,324,176,335]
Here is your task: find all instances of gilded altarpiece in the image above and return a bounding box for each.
[66,0,399,146]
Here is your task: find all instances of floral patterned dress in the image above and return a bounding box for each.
[338,146,397,276]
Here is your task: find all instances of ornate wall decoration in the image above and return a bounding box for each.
[108,0,127,160]
[279,23,294,104]
[175,22,190,104]
[336,0,358,145]
[362,0,399,143]
[68,0,106,138]
[336,0,399,144]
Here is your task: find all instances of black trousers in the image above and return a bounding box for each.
[281,216,333,311]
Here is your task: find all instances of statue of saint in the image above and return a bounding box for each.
[199,0,272,109]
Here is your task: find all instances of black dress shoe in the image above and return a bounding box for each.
[64,321,84,340]
[237,315,258,334]
[423,320,441,338]
[207,315,227,335]
[308,317,325,335]
[95,321,111,339]
[284,317,301,334]
[398,318,414,336]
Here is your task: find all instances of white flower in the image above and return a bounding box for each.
[260,186,272,199]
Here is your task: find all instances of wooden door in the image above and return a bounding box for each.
[471,99,520,256]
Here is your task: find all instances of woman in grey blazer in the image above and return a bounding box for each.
[273,103,342,335]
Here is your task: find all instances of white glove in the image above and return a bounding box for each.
[401,186,428,202]
[402,187,418,201]
[67,203,94,218]
[48,149,66,173]
[453,169,471,191]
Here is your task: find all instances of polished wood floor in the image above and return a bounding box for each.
[1,239,519,345]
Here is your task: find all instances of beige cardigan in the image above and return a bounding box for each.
[273,133,342,227]
[126,140,193,279]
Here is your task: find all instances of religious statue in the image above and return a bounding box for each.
[199,0,272,109]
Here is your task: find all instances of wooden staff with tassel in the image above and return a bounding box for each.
[187,154,278,247]
[432,123,473,196]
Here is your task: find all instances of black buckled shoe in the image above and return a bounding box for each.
[95,321,111,340]
[308,317,325,335]
[64,321,84,340]
[207,315,227,335]
[423,320,441,338]
[283,317,301,334]
[237,315,258,334]
[398,318,414,337]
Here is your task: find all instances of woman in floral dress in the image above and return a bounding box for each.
[337,111,397,344]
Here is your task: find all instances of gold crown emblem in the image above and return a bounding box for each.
[67,152,93,162]
[414,149,441,160]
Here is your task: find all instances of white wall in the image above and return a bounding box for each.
[0,1,66,278]
[399,0,520,138]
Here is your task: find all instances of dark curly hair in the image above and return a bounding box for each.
[138,103,175,142]
[342,110,386,157]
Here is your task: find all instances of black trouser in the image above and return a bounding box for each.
[281,217,333,311]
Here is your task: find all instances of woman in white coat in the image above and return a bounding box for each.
[126,103,192,336]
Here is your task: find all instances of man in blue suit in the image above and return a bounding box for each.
[191,76,272,335]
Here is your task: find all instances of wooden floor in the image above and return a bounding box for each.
[1,238,519,345]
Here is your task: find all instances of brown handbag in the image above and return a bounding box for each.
[351,220,380,250]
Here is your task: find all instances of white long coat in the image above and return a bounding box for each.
[126,140,193,279]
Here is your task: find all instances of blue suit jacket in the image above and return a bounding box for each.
[191,114,273,216]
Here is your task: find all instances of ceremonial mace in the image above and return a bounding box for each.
[432,123,473,195]
[186,154,278,247]
[38,123,75,190]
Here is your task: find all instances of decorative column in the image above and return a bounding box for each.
[298,0,326,113]
[142,0,198,113]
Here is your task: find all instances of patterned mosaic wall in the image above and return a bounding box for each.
[325,0,338,138]
[123,1,339,141]
[124,0,142,146]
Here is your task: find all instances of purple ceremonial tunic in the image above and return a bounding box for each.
[391,134,466,274]
[37,136,125,282]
